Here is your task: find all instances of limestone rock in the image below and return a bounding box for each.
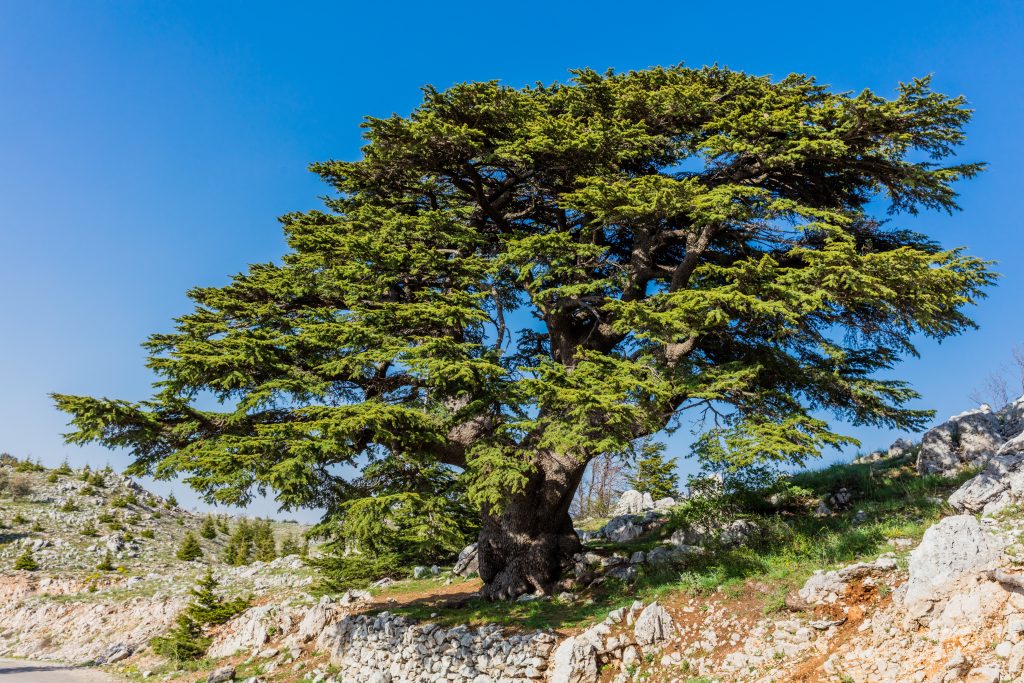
[949,444,1024,516]
[998,394,1024,439]
[602,516,643,543]
[917,406,1004,475]
[904,515,1003,604]
[207,666,235,683]
[633,602,674,647]
[453,542,479,577]
[612,490,655,516]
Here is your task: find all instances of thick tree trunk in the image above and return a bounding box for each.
[477,451,585,600]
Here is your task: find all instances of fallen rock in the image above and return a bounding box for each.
[93,642,133,664]
[633,602,674,647]
[453,542,479,576]
[207,665,235,683]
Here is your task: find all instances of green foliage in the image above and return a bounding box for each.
[55,460,73,476]
[279,534,302,556]
[198,516,217,539]
[111,493,138,508]
[80,521,98,537]
[175,532,203,561]
[166,492,177,508]
[14,458,45,473]
[628,443,679,500]
[46,472,59,483]
[11,512,27,525]
[54,66,994,567]
[312,458,479,587]
[14,549,38,571]
[187,569,249,625]
[140,528,155,539]
[222,518,276,565]
[60,497,79,512]
[97,550,114,571]
[150,570,248,662]
[87,471,105,488]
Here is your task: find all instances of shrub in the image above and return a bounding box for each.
[140,529,155,539]
[55,460,73,476]
[97,510,115,523]
[46,472,59,483]
[198,516,217,539]
[150,570,248,662]
[14,550,38,571]
[30,521,44,532]
[280,534,302,557]
[222,519,276,565]
[87,472,106,488]
[80,521,98,537]
[11,513,27,525]
[7,473,34,499]
[176,532,203,561]
[166,492,178,508]
[60,498,79,512]
[14,458,45,473]
[97,550,114,571]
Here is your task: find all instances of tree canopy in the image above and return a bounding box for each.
[54,64,993,597]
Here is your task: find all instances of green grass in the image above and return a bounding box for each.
[385,457,971,630]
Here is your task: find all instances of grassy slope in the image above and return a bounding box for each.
[382,455,973,631]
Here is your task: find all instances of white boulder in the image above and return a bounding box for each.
[917,406,1004,476]
[904,515,1004,604]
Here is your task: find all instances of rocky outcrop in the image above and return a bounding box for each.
[208,604,295,658]
[610,490,674,517]
[904,515,1004,604]
[612,490,654,516]
[453,543,479,577]
[632,602,674,647]
[917,405,1005,475]
[797,555,898,606]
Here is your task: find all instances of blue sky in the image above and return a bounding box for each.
[1,1,1022,520]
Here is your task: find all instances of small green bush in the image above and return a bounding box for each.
[176,532,203,561]
[140,529,155,539]
[199,516,217,539]
[14,550,38,571]
[97,550,114,571]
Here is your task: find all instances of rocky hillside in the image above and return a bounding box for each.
[4,395,1024,683]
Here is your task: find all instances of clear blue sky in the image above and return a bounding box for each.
[1,1,1022,519]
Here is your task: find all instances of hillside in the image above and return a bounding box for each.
[3,396,1024,682]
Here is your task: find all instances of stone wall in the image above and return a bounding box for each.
[315,612,556,682]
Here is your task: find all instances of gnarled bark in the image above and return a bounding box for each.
[476,452,584,600]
